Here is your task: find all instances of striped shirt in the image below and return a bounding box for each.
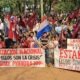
[40,37,49,46]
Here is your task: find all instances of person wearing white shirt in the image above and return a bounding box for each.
[0,19,4,30]
[0,19,4,37]
[55,21,62,34]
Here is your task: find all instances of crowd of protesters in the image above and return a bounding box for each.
[0,7,80,66]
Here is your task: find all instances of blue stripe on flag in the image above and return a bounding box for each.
[37,24,52,39]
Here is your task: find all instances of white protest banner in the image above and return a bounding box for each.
[54,49,80,71]
[67,39,80,50]
[0,48,45,67]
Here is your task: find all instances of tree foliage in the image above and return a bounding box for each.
[53,1,75,13]
[53,0,80,13]
[0,0,26,14]
[0,0,79,14]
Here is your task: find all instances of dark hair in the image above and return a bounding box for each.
[51,35,56,39]
[30,32,34,34]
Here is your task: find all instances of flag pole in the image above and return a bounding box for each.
[40,0,44,19]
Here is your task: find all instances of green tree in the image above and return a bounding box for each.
[53,1,75,13]
[0,0,26,14]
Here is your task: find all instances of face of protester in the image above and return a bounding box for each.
[22,37,26,41]
[52,37,55,41]
[43,33,47,37]
[30,32,34,37]
[56,35,59,41]
[25,32,29,37]
[64,30,68,35]
[17,17,20,22]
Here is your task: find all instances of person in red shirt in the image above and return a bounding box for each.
[27,32,37,48]
[20,36,28,48]
[0,36,5,48]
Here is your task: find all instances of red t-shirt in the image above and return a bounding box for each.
[0,41,5,48]
[27,37,34,48]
